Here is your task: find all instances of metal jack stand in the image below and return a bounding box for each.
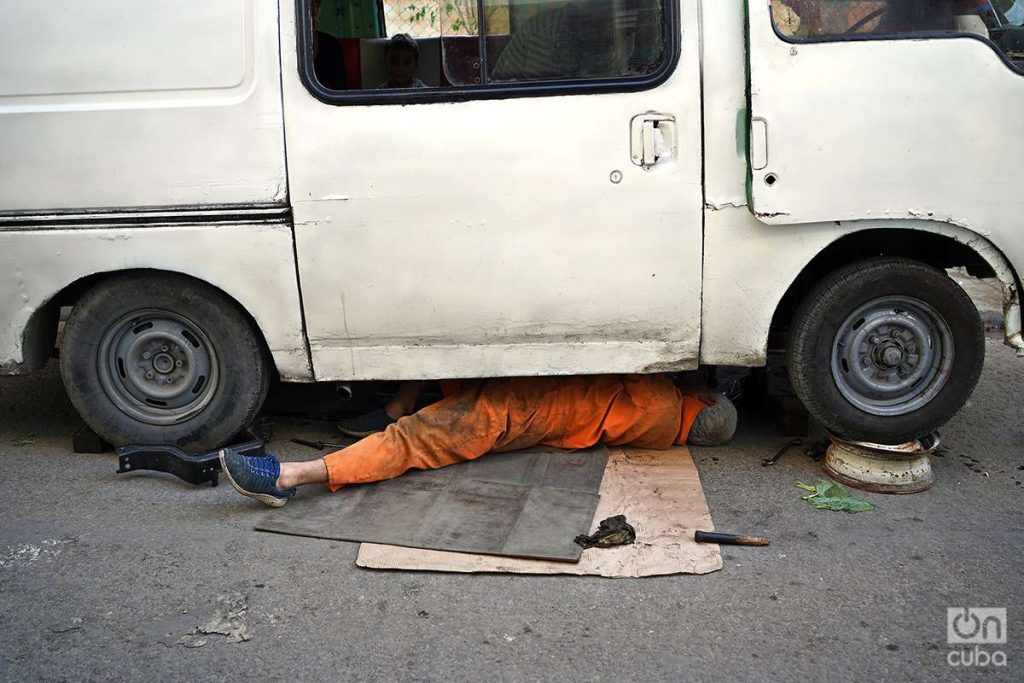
[115,420,273,487]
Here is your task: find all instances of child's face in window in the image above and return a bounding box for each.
[386,49,418,85]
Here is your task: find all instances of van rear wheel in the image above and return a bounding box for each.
[787,258,984,444]
[60,272,269,452]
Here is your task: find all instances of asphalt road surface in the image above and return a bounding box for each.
[1,339,1021,681]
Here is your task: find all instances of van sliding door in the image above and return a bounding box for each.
[280,0,706,381]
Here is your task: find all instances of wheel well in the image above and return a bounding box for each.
[21,269,279,379]
[767,229,997,351]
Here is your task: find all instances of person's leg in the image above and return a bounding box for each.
[223,378,556,506]
[224,375,715,506]
[277,458,328,489]
[219,449,327,507]
[386,380,422,418]
[323,380,529,491]
[219,448,300,507]
[337,381,424,436]
[322,375,639,491]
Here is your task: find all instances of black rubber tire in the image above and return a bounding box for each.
[60,272,269,452]
[787,258,984,444]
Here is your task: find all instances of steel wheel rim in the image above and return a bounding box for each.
[96,309,219,425]
[831,296,954,417]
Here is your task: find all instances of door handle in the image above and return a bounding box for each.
[631,113,676,168]
[750,117,769,171]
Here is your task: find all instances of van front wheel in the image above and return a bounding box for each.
[60,273,269,452]
[787,258,984,445]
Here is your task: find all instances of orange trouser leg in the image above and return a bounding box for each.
[321,377,620,491]
[323,380,533,491]
[321,375,698,492]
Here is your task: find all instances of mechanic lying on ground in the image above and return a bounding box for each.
[220,375,738,507]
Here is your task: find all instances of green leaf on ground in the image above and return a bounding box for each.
[11,435,37,446]
[796,480,875,513]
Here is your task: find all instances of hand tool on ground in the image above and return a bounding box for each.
[762,437,803,466]
[291,438,349,451]
[694,531,771,546]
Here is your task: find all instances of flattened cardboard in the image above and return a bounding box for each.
[357,446,723,577]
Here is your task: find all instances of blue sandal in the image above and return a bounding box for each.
[219,448,296,507]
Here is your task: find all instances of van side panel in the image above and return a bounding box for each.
[0,0,287,213]
[698,0,1022,365]
[0,224,312,381]
[744,1,1024,289]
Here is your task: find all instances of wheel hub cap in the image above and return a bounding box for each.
[831,296,954,417]
[877,344,904,368]
[97,309,219,425]
[151,351,176,374]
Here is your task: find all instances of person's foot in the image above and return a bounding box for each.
[336,406,398,437]
[219,448,296,507]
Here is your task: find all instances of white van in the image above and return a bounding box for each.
[1,0,1021,450]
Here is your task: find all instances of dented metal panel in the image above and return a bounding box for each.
[700,0,752,213]
[279,1,706,381]
[743,0,1024,355]
[701,210,1024,366]
[0,222,312,381]
[698,2,1023,362]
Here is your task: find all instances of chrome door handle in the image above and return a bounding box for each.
[630,113,676,168]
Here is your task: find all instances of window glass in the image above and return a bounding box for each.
[485,0,665,83]
[1000,0,1024,25]
[310,0,669,93]
[383,0,500,38]
[769,1,1024,68]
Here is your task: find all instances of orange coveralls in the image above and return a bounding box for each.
[323,375,710,492]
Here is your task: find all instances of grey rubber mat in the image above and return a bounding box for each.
[254,445,608,562]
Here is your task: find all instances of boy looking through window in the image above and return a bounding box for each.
[378,34,427,89]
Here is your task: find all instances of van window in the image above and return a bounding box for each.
[381,0,510,39]
[770,0,1024,70]
[307,0,671,97]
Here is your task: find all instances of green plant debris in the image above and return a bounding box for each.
[10,435,37,446]
[796,480,875,513]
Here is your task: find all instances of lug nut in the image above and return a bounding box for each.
[870,336,881,345]
[161,345,169,352]
[175,360,183,367]
[145,371,154,379]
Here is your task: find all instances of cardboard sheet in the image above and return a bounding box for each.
[357,446,723,577]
